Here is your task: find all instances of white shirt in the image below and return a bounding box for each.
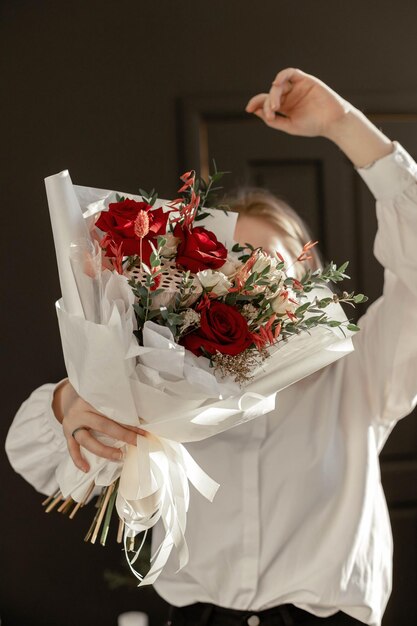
[6,141,417,626]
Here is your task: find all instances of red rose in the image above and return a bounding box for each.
[96,198,169,263]
[181,301,253,357]
[174,224,227,273]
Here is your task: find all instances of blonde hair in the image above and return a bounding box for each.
[224,187,322,280]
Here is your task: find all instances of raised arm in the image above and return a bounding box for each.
[246,67,417,428]
[344,144,417,427]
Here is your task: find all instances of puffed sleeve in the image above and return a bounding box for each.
[345,140,417,426]
[5,380,68,496]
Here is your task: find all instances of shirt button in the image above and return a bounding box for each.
[247,616,260,626]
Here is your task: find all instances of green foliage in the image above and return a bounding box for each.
[194,211,212,222]
[353,293,368,304]
[347,323,360,331]
[139,187,158,206]
[300,261,352,292]
[173,271,196,312]
[180,159,231,214]
[128,238,167,338]
[198,159,231,209]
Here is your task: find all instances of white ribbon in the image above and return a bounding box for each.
[116,433,219,585]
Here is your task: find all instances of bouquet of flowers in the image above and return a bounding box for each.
[43,165,365,585]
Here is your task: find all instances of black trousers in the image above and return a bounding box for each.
[165,602,366,626]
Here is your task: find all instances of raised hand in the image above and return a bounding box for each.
[245,67,393,168]
[245,67,351,138]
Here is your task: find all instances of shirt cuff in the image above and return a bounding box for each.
[355,140,417,200]
[46,378,69,439]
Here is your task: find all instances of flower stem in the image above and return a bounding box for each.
[100,479,119,546]
[69,481,95,519]
[45,493,63,513]
[91,482,116,545]
[117,517,124,544]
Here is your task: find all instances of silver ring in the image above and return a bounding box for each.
[71,426,90,440]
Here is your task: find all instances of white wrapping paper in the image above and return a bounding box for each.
[45,171,90,317]
[46,170,354,585]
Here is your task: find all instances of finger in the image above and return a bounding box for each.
[245,93,268,112]
[87,414,142,446]
[268,113,293,134]
[269,80,292,111]
[75,428,126,462]
[124,424,148,437]
[263,95,276,122]
[67,436,90,473]
[254,108,294,134]
[271,67,306,88]
[269,83,283,111]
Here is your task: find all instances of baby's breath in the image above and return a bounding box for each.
[213,348,269,385]
[241,303,258,321]
[179,309,201,335]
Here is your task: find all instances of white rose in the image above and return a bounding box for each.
[252,250,272,274]
[270,288,298,317]
[251,251,285,288]
[268,268,286,290]
[236,251,284,295]
[218,254,243,277]
[196,269,232,296]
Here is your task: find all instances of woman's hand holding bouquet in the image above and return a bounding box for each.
[53,380,146,473]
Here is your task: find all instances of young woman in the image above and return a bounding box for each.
[6,68,417,626]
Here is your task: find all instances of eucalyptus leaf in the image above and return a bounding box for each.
[150,251,159,268]
[194,212,211,222]
[353,294,368,304]
[317,297,333,308]
[295,302,311,315]
[347,323,360,332]
[244,272,257,288]
[337,261,349,274]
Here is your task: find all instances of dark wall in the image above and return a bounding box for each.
[2,2,417,625]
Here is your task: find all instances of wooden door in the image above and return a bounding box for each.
[179,94,417,625]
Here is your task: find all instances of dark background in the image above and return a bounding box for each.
[2,2,417,625]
